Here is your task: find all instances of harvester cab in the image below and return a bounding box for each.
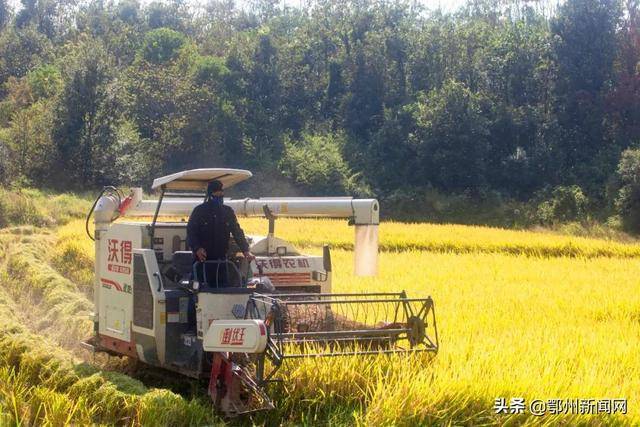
[84,168,438,416]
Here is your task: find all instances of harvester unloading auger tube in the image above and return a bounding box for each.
[83,168,438,416]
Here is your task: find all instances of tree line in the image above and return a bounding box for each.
[0,0,639,229]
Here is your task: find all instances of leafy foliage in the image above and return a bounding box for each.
[279,132,357,195]
[615,148,640,232]
[141,27,186,64]
[536,185,589,224]
[411,80,493,193]
[0,0,638,227]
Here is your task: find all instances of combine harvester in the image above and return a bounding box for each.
[83,169,438,415]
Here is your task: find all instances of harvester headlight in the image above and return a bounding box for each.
[312,271,328,282]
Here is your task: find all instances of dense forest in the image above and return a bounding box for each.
[0,0,639,228]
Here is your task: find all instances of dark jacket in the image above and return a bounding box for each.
[186,201,249,260]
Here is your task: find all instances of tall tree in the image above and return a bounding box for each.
[411,80,492,193]
[552,0,622,192]
[53,42,119,187]
[244,34,282,164]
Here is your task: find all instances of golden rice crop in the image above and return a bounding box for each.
[77,215,640,260]
[258,220,639,424]
[289,249,640,425]
[2,212,640,425]
[237,217,640,258]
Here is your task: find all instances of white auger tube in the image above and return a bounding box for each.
[123,190,380,276]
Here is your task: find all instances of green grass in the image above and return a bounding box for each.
[0,187,90,228]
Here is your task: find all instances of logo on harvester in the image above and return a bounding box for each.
[256,257,309,270]
[107,239,132,275]
[220,327,246,345]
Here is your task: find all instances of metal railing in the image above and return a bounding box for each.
[193,259,243,288]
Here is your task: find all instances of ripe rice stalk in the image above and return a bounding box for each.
[2,203,640,424]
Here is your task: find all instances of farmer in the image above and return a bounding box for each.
[186,179,254,288]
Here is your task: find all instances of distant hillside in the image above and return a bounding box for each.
[0,0,639,228]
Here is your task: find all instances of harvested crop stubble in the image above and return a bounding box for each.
[0,332,220,426]
[0,284,221,426]
[0,228,93,347]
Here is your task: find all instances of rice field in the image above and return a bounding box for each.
[0,212,639,425]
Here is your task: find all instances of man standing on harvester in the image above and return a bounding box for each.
[186,179,254,287]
